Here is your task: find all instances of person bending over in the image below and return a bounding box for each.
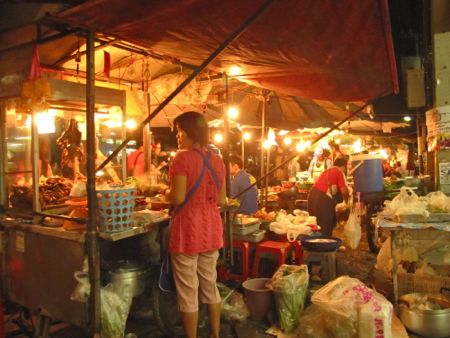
[307,157,349,236]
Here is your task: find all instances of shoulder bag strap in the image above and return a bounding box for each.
[172,150,210,214]
[193,149,220,189]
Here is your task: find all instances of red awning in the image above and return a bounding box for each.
[58,0,398,102]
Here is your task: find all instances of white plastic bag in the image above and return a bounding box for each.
[311,276,367,320]
[358,292,393,338]
[311,276,393,338]
[101,284,133,338]
[70,258,90,302]
[70,271,90,302]
[344,208,361,250]
[375,237,392,275]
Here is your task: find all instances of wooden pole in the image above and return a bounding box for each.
[86,30,101,336]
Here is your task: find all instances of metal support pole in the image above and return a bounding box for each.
[260,96,266,207]
[31,112,41,214]
[0,101,5,208]
[223,74,233,266]
[121,100,127,182]
[86,30,101,336]
[96,0,276,172]
[416,112,422,175]
[241,135,245,169]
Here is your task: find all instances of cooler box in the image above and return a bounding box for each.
[351,154,383,193]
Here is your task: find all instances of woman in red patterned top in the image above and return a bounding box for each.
[167,111,226,338]
[307,157,349,236]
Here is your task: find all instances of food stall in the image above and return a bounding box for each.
[0,0,403,336]
[0,75,173,335]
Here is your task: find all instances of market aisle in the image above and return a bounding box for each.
[333,220,377,285]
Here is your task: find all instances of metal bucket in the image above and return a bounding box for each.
[242,278,274,321]
[399,292,450,338]
[104,260,149,298]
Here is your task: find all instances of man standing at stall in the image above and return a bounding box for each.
[307,157,349,236]
[229,154,259,215]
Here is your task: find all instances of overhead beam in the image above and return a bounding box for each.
[53,37,120,65]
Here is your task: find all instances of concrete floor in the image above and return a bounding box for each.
[4,222,386,338]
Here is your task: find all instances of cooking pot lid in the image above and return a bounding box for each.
[105,259,147,272]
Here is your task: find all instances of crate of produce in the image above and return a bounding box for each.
[96,186,137,232]
[397,272,450,296]
[234,229,266,243]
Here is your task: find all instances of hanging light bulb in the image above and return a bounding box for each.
[296,142,306,152]
[214,133,223,143]
[228,106,239,119]
[353,138,363,153]
[36,111,56,134]
[125,119,137,129]
[228,65,242,76]
[283,137,292,146]
[267,128,277,146]
[243,131,251,141]
[262,140,271,149]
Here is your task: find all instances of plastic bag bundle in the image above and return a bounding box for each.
[70,271,90,302]
[266,264,309,332]
[269,209,315,237]
[298,304,357,338]
[426,191,450,213]
[344,208,361,250]
[100,285,133,338]
[311,276,367,319]
[311,276,393,338]
[218,283,250,322]
[382,187,428,217]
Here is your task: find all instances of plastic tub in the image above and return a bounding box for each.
[351,154,383,193]
[96,186,137,232]
[242,278,274,321]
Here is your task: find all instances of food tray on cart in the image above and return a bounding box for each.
[386,213,450,223]
[232,217,261,235]
[427,213,450,223]
[233,229,266,243]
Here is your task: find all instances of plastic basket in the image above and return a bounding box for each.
[96,186,137,232]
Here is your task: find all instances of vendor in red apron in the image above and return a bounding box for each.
[307,157,349,236]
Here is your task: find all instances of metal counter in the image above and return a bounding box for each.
[0,215,169,328]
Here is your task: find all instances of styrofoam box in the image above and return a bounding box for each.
[234,229,266,243]
[232,221,261,235]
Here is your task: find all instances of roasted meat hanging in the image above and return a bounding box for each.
[56,119,84,180]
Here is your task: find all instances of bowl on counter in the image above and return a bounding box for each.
[300,236,342,252]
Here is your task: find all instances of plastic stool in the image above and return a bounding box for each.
[252,241,294,278]
[303,249,337,283]
[291,240,304,264]
[218,240,250,281]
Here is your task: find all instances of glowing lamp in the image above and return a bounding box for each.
[214,133,223,143]
[227,107,239,119]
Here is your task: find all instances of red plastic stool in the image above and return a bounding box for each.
[217,240,250,282]
[290,240,304,264]
[252,240,295,278]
